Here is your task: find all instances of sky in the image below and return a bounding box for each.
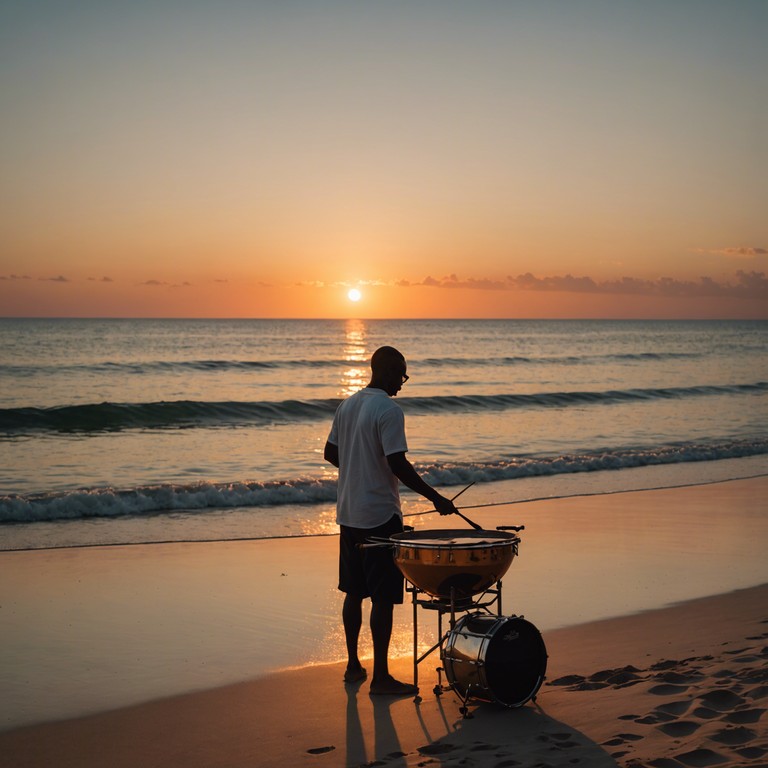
[1,0,766,318]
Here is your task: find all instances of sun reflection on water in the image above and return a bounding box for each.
[339,318,369,397]
[298,507,338,537]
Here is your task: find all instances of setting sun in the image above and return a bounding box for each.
[347,288,362,302]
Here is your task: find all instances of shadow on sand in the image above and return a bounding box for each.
[343,682,619,768]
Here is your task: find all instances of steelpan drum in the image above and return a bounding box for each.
[390,529,520,600]
[442,613,547,708]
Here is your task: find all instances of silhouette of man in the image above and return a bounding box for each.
[324,345,458,695]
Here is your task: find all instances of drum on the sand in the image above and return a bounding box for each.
[442,613,547,708]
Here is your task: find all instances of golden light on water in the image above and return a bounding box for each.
[340,318,369,397]
[299,507,338,537]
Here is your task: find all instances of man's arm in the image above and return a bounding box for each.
[386,451,458,516]
[324,441,339,468]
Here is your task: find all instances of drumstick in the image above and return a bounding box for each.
[453,509,483,530]
[449,482,483,530]
[449,481,475,503]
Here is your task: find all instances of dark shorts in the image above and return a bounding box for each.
[339,514,404,604]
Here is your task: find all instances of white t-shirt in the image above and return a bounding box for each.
[327,387,408,529]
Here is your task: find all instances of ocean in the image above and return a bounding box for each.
[1,317,766,550]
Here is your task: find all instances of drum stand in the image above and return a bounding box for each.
[407,579,504,713]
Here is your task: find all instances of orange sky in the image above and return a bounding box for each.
[1,2,766,318]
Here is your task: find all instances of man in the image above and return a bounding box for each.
[324,345,458,695]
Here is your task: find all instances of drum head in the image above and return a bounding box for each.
[485,617,547,707]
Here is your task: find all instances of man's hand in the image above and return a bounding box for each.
[433,495,459,517]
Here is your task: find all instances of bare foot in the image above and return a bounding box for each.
[343,665,367,684]
[369,675,419,696]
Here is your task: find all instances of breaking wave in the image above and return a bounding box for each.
[2,438,766,524]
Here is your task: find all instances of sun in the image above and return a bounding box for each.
[347,288,362,302]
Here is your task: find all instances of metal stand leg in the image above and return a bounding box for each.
[409,580,507,712]
[411,582,420,698]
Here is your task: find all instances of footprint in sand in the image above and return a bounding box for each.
[548,674,585,687]
[709,725,756,745]
[722,647,750,655]
[655,700,693,716]
[691,706,719,719]
[602,732,643,747]
[711,668,735,678]
[730,654,762,664]
[746,684,768,700]
[650,659,680,671]
[674,747,729,766]
[635,713,675,724]
[589,665,644,685]
[656,720,701,737]
[698,689,745,711]
[734,745,767,760]
[656,670,703,685]
[723,707,764,723]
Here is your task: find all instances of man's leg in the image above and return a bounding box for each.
[369,601,417,695]
[342,593,366,681]
[369,601,393,682]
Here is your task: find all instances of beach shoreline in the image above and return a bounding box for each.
[2,475,768,737]
[2,582,766,768]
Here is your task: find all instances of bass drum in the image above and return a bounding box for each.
[442,613,547,708]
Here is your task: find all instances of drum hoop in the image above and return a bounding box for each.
[391,535,520,551]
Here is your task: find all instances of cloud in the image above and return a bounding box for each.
[38,275,69,282]
[419,275,510,290]
[709,246,768,259]
[0,274,32,280]
[404,272,768,300]
[295,278,391,289]
[139,279,193,288]
[87,276,113,282]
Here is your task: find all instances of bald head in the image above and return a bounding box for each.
[371,346,405,374]
[369,346,407,397]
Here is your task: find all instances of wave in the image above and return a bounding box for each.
[0,350,703,377]
[1,381,766,434]
[0,399,341,433]
[2,439,766,524]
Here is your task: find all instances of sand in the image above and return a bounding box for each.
[1,584,766,768]
[1,477,767,767]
